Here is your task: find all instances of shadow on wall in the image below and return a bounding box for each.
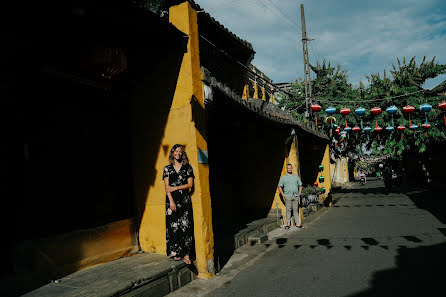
[297,133,326,186]
[347,241,446,297]
[0,2,187,295]
[207,90,290,271]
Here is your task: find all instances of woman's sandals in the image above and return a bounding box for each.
[183,256,192,265]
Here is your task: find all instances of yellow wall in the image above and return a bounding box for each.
[138,1,214,279]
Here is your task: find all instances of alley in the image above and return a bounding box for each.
[171,178,446,297]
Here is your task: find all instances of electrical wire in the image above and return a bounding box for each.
[314,89,427,104]
[199,34,305,103]
[254,0,301,33]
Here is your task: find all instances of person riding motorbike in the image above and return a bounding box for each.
[359,170,366,184]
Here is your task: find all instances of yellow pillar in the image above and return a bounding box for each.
[242,84,250,100]
[261,87,266,101]
[253,81,259,99]
[138,1,214,279]
[316,144,332,204]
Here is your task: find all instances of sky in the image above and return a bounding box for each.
[196,0,446,89]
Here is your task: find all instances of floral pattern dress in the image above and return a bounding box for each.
[162,163,195,258]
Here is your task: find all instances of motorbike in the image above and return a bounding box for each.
[360,177,366,185]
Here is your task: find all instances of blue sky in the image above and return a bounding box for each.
[197,0,446,89]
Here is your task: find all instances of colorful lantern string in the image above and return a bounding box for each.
[355,107,366,129]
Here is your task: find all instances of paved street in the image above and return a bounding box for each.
[170,178,446,297]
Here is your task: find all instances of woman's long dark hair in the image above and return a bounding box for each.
[168,144,189,165]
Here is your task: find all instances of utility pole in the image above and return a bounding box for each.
[300,4,313,118]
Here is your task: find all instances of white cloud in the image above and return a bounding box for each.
[196,0,446,88]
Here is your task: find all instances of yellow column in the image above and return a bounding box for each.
[316,144,332,204]
[138,1,214,279]
[242,84,250,100]
[261,87,266,101]
[253,81,259,99]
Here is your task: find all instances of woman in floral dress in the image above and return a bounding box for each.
[163,144,195,264]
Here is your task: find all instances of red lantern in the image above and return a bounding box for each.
[335,127,341,135]
[314,181,319,187]
[352,126,360,139]
[340,108,351,127]
[370,107,382,128]
[397,125,406,140]
[438,101,446,125]
[422,123,431,137]
[403,105,415,126]
[311,104,322,126]
[374,126,383,141]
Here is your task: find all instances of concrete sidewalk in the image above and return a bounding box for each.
[22,186,342,297]
[23,253,195,297]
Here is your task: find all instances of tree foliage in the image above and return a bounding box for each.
[277,57,446,160]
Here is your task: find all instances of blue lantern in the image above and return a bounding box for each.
[420,103,432,125]
[363,126,372,140]
[325,107,336,115]
[386,105,398,128]
[385,126,394,132]
[344,126,352,132]
[410,124,419,138]
[355,107,366,129]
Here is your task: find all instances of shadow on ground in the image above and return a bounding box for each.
[405,189,446,225]
[347,240,446,297]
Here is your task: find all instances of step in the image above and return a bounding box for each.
[247,233,268,246]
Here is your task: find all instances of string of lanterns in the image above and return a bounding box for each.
[309,101,446,150]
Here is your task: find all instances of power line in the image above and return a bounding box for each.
[254,0,301,33]
[199,34,305,103]
[264,0,301,30]
[314,89,427,104]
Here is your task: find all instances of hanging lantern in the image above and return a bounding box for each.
[410,124,419,138]
[420,103,432,125]
[325,107,336,115]
[319,175,325,183]
[352,126,361,139]
[339,131,347,142]
[386,126,394,133]
[403,105,415,126]
[326,116,336,128]
[340,108,351,127]
[344,126,352,139]
[370,107,382,128]
[314,181,319,187]
[311,104,322,126]
[422,123,431,137]
[438,101,446,125]
[397,125,406,140]
[321,187,326,194]
[386,105,398,128]
[319,164,324,171]
[364,126,372,140]
[335,126,341,135]
[374,126,383,141]
[355,107,366,129]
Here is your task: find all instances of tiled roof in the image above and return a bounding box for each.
[186,0,254,51]
[201,67,329,140]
